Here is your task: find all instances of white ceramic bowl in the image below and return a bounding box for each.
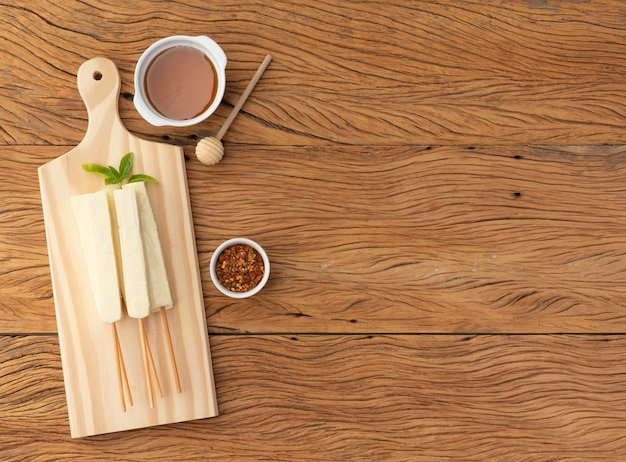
[210,238,270,298]
[134,35,227,127]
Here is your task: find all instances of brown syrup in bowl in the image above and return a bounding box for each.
[144,46,218,120]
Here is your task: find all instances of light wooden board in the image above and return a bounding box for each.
[37,57,218,437]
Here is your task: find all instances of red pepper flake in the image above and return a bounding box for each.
[215,243,265,292]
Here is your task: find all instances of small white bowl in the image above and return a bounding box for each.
[134,35,227,127]
[210,238,270,298]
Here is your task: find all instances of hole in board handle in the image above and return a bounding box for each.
[93,71,103,81]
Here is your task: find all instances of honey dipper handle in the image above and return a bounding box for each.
[216,54,272,141]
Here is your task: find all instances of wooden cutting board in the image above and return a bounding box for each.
[38,57,218,437]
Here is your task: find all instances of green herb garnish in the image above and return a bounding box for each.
[82,152,158,186]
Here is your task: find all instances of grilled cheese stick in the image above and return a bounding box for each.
[71,190,123,323]
[123,182,173,311]
[114,188,150,319]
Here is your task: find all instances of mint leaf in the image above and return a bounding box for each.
[108,166,121,178]
[82,164,113,177]
[119,152,134,178]
[82,152,158,186]
[128,174,158,184]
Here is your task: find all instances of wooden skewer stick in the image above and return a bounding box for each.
[145,339,163,399]
[138,318,154,408]
[196,54,273,165]
[141,318,163,398]
[114,324,133,407]
[160,307,181,393]
[111,323,126,412]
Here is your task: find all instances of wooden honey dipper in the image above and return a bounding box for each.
[196,54,272,165]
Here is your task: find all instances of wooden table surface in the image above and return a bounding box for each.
[2,0,626,459]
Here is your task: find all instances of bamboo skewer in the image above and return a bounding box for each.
[138,318,154,408]
[112,324,126,412]
[115,325,133,407]
[111,322,132,411]
[160,307,181,393]
[144,325,163,399]
[139,318,163,401]
[117,346,132,406]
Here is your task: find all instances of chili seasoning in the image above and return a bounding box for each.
[215,243,265,292]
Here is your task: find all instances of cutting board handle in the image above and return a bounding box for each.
[76,57,127,145]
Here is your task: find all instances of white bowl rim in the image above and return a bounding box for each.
[133,35,227,127]
[209,238,270,298]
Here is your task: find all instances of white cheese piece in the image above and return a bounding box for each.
[104,185,123,291]
[71,190,123,323]
[114,188,150,319]
[123,182,173,311]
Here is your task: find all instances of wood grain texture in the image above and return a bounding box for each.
[6,144,626,334]
[196,144,626,334]
[1,1,625,146]
[1,334,626,461]
[0,147,63,333]
[3,0,626,457]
